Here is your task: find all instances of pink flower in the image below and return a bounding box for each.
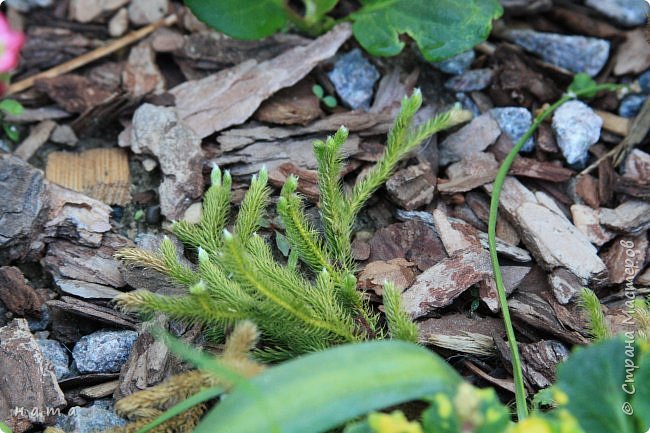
[0,14,24,73]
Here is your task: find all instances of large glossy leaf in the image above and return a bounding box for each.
[632,348,650,431]
[557,339,647,433]
[183,0,287,40]
[194,340,462,433]
[351,0,503,61]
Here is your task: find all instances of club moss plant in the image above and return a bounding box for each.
[114,90,471,361]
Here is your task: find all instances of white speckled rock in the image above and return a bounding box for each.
[72,330,137,373]
[552,100,602,166]
[489,107,534,152]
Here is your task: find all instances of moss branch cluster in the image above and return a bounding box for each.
[115,90,469,360]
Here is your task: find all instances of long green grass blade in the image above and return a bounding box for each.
[194,340,461,433]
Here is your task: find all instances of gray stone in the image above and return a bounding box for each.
[455,93,481,117]
[27,304,50,332]
[585,0,649,27]
[72,330,137,373]
[552,100,602,166]
[433,50,475,75]
[489,107,534,152]
[619,94,646,118]
[62,405,126,433]
[6,0,52,11]
[506,29,610,77]
[444,68,493,92]
[328,49,380,110]
[38,339,71,380]
[639,69,650,94]
[50,124,78,147]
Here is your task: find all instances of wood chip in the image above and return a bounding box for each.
[570,204,615,246]
[123,103,203,219]
[600,233,648,285]
[385,162,436,210]
[46,148,131,206]
[170,24,352,138]
[594,109,630,136]
[0,266,43,316]
[439,152,498,193]
[575,174,600,208]
[122,41,165,97]
[115,316,202,398]
[43,234,131,288]
[418,313,504,356]
[34,75,113,113]
[357,258,416,295]
[13,120,56,161]
[254,79,323,125]
[368,220,448,272]
[613,29,650,75]
[599,200,650,234]
[438,113,501,165]
[0,319,66,433]
[79,380,119,399]
[486,177,607,287]
[402,249,492,318]
[268,163,320,202]
[47,296,138,330]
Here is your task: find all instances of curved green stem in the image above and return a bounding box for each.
[488,83,619,420]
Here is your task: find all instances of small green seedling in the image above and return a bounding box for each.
[133,209,145,222]
[0,98,23,142]
[0,421,12,433]
[312,84,338,109]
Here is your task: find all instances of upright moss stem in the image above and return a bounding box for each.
[487,84,619,420]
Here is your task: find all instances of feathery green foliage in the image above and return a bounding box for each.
[115,90,469,360]
[579,288,611,342]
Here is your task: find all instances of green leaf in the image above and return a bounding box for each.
[568,73,599,99]
[0,422,12,433]
[350,0,503,61]
[194,340,462,433]
[184,0,287,40]
[0,99,23,116]
[557,339,637,433]
[312,84,325,99]
[2,123,19,142]
[631,348,650,430]
[322,95,338,108]
[275,231,291,257]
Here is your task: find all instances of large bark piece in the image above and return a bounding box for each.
[0,319,66,433]
[170,24,352,138]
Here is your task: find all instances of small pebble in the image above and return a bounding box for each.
[639,69,650,94]
[506,29,610,77]
[328,49,380,110]
[456,93,481,118]
[552,100,602,166]
[111,206,124,222]
[38,339,71,380]
[183,202,203,224]
[444,68,493,92]
[619,94,647,118]
[432,50,475,75]
[585,0,649,27]
[6,0,52,12]
[62,405,126,433]
[50,124,78,147]
[145,204,161,224]
[72,330,137,373]
[128,0,168,25]
[27,304,50,332]
[489,107,534,152]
